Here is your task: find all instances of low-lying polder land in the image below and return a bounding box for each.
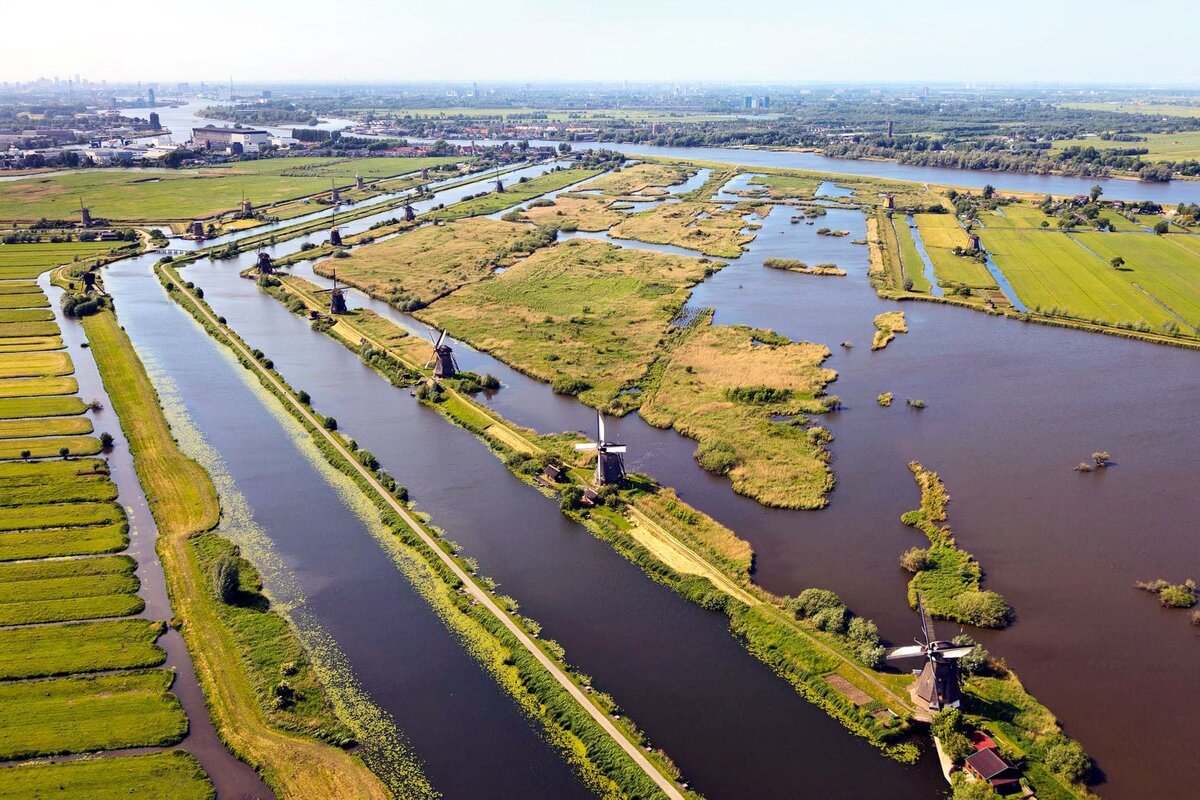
[0,265,212,798]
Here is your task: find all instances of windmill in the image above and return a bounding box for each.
[886,593,973,712]
[330,179,341,205]
[314,269,348,314]
[78,198,92,227]
[355,174,365,191]
[574,412,627,486]
[328,208,342,247]
[403,202,416,222]
[424,329,457,378]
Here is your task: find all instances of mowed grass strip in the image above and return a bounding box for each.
[0,416,92,440]
[979,227,1174,326]
[0,619,165,680]
[0,750,213,800]
[0,501,121,532]
[0,282,39,296]
[892,217,931,292]
[0,436,101,460]
[0,376,76,398]
[0,670,187,760]
[419,238,715,408]
[0,293,48,310]
[0,336,64,353]
[0,320,59,338]
[0,522,128,563]
[0,460,116,506]
[1071,231,1200,328]
[0,395,87,419]
[0,351,73,378]
[0,555,141,626]
[0,309,53,324]
[0,242,117,272]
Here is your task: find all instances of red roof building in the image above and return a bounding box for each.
[964,741,1021,795]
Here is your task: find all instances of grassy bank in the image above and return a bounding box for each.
[0,751,214,800]
[610,201,758,258]
[81,306,397,800]
[871,310,907,350]
[900,462,1012,628]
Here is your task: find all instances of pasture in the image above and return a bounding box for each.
[1059,102,1200,119]
[419,238,715,409]
[579,163,694,196]
[0,293,48,310]
[0,376,77,398]
[0,157,465,221]
[1050,130,1200,161]
[0,336,64,353]
[0,619,165,680]
[0,751,213,800]
[913,214,997,288]
[0,521,128,562]
[0,242,119,279]
[0,670,187,760]
[891,218,931,292]
[427,168,601,221]
[0,436,102,460]
[520,195,627,231]
[0,395,87,419]
[0,416,92,439]
[640,324,836,509]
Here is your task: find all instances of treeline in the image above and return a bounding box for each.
[199,102,320,126]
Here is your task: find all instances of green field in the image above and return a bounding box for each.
[1071,232,1200,328]
[610,201,757,258]
[0,522,128,562]
[419,238,714,409]
[892,217,931,292]
[747,173,823,200]
[0,395,87,419]
[0,751,213,800]
[0,436,102,460]
[0,416,92,439]
[0,336,64,353]
[0,293,48,310]
[0,309,53,323]
[0,376,77,398]
[0,242,120,278]
[0,501,122,532]
[0,671,187,760]
[0,554,141,625]
[978,226,1197,330]
[0,321,59,338]
[0,281,40,295]
[913,214,997,288]
[0,619,165,680]
[1050,131,1200,162]
[0,157,463,222]
[0,459,117,505]
[1059,101,1200,119]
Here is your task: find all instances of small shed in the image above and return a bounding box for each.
[964,746,1020,794]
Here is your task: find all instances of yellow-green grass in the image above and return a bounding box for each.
[0,671,187,760]
[891,218,931,292]
[0,242,118,277]
[747,173,822,200]
[611,201,755,257]
[978,227,1179,327]
[913,215,997,288]
[1069,232,1200,327]
[520,195,627,231]
[0,282,39,295]
[0,436,101,460]
[1169,234,1200,258]
[0,336,64,353]
[82,308,392,799]
[0,619,165,680]
[0,158,462,222]
[0,350,71,379]
[0,293,48,310]
[315,217,537,306]
[872,311,907,350]
[0,557,141,626]
[0,416,92,439]
[0,320,59,338]
[0,309,53,323]
[639,324,836,509]
[0,396,86,419]
[0,498,123,530]
[1050,131,1200,162]
[419,238,714,409]
[244,155,463,181]
[1059,101,1200,118]
[0,750,213,800]
[427,168,601,221]
[0,376,77,398]
[0,522,128,562]
[978,203,1057,229]
[578,163,694,196]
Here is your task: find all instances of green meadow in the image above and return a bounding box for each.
[0,242,119,279]
[427,168,601,221]
[0,751,213,800]
[0,416,92,439]
[892,217,931,292]
[0,619,166,680]
[0,293,49,310]
[0,376,77,398]
[0,336,65,354]
[0,395,87,419]
[0,522,128,562]
[913,214,997,289]
[0,436,102,460]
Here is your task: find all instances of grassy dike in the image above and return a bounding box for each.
[78,305,399,800]
[263,276,922,763]
[156,262,692,800]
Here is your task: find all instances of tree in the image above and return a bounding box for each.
[323,416,338,431]
[982,184,995,200]
[1153,220,1170,235]
[99,432,114,448]
[1039,733,1091,784]
[1089,184,1103,203]
[212,553,240,604]
[59,446,70,460]
[951,773,998,800]
[1109,256,1125,270]
[19,450,31,461]
[900,547,929,572]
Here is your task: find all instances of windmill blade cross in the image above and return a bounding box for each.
[886,644,927,660]
[605,445,628,454]
[597,411,606,444]
[936,646,976,660]
[574,442,598,451]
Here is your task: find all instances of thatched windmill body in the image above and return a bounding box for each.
[574,412,627,486]
[424,329,457,378]
[886,593,973,711]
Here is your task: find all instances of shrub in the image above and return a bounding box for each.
[323,416,338,431]
[1160,582,1197,608]
[695,440,739,475]
[954,590,1011,627]
[932,708,974,761]
[786,588,845,618]
[1037,733,1091,784]
[847,616,878,646]
[99,432,114,448]
[899,547,929,572]
[811,605,848,634]
[725,385,792,404]
[559,485,584,511]
[951,634,989,675]
[876,392,893,407]
[1092,451,1112,467]
[551,377,591,396]
[950,773,999,799]
[857,643,886,669]
[297,390,311,405]
[212,553,240,604]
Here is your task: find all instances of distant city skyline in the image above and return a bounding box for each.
[3,0,1199,86]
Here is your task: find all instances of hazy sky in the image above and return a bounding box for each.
[3,0,1198,86]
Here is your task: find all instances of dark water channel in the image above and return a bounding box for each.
[291,177,1196,798]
